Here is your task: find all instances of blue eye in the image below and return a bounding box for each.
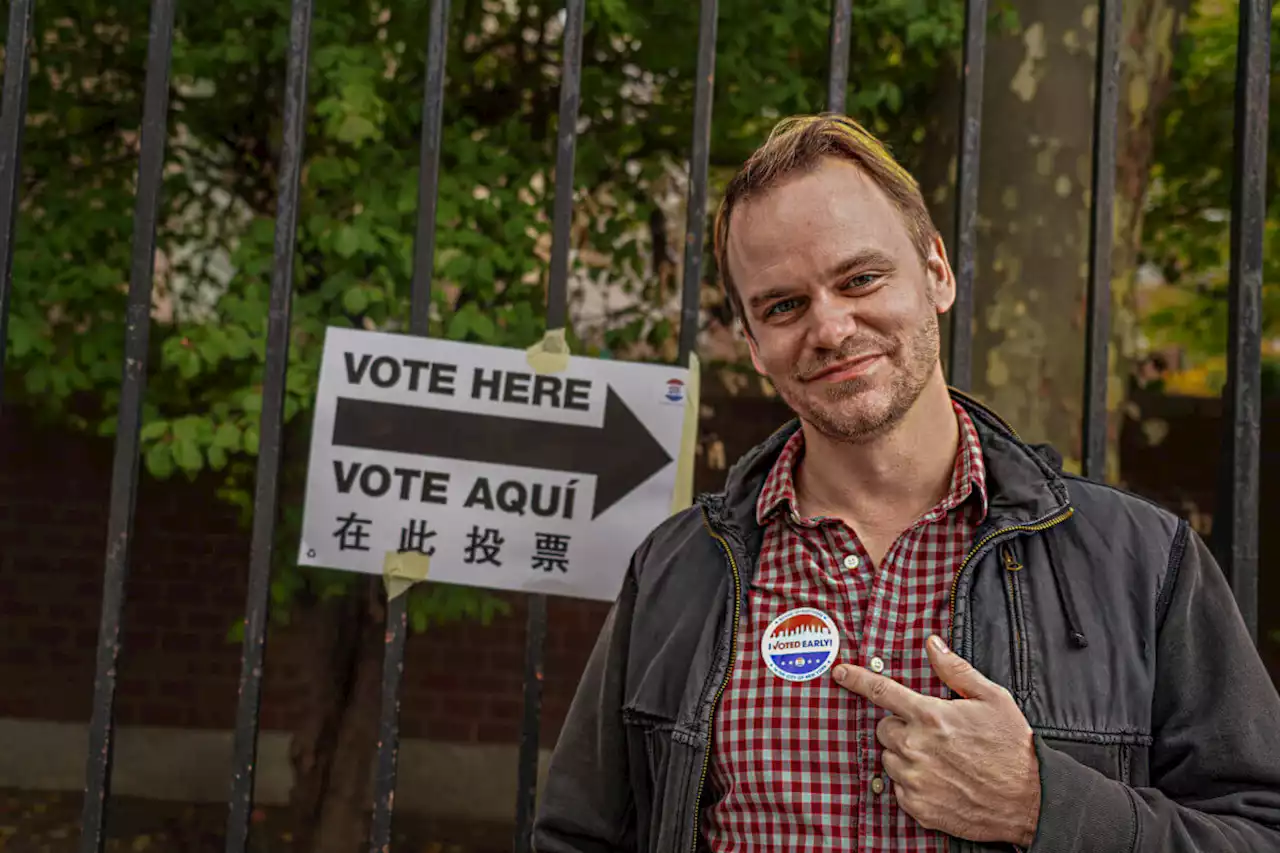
[844,273,879,289]
[765,298,801,317]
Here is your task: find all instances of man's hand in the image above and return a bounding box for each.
[832,635,1041,847]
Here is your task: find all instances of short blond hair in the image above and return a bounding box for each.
[712,113,938,324]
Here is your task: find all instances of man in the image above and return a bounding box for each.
[532,114,1280,852]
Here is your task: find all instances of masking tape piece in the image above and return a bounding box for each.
[669,351,701,516]
[383,550,432,601]
[526,327,571,374]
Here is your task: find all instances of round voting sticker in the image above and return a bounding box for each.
[761,607,840,682]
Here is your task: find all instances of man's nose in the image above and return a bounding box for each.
[808,293,857,350]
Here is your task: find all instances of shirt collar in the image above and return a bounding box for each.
[755,400,989,526]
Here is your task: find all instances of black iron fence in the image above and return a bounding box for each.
[0,0,1269,852]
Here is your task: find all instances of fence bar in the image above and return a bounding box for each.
[369,1,451,849]
[542,0,585,332]
[78,1,176,850]
[1219,0,1270,642]
[825,0,852,114]
[407,0,451,338]
[1081,0,1121,481]
[676,0,719,363]
[513,2,585,849]
[946,0,986,391]
[0,0,33,410]
[224,0,314,849]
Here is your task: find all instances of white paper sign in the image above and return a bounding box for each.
[297,326,691,602]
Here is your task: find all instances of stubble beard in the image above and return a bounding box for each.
[780,310,941,445]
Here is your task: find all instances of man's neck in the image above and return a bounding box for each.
[794,371,960,536]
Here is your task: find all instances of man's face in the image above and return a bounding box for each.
[726,158,955,443]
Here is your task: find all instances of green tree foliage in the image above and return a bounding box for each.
[3,0,968,626]
[1140,0,1280,397]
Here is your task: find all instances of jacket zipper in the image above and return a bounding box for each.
[948,515,1070,853]
[1000,542,1028,702]
[948,509,1074,658]
[690,507,743,852]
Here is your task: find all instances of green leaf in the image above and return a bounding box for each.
[471,312,497,342]
[207,444,229,471]
[140,420,170,442]
[145,443,174,480]
[177,347,201,380]
[336,114,378,144]
[172,416,200,445]
[224,327,254,359]
[214,422,242,449]
[446,308,471,339]
[343,286,369,314]
[8,314,37,357]
[173,438,203,473]
[197,331,225,365]
[334,225,362,259]
[441,253,473,280]
[243,424,260,455]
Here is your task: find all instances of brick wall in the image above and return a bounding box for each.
[0,409,611,743]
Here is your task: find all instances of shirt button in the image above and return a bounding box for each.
[869,656,885,674]
[870,777,885,795]
[843,554,861,569]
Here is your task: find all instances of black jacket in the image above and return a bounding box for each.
[533,392,1280,853]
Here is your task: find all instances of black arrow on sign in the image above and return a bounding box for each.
[331,388,674,519]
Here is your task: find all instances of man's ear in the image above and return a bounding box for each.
[926,233,956,314]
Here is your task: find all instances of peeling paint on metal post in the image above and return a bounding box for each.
[949,0,988,390]
[224,0,314,849]
[676,0,719,366]
[368,1,452,850]
[513,3,587,851]
[80,1,177,850]
[826,0,853,113]
[1081,0,1121,481]
[1218,0,1270,643]
[0,0,33,412]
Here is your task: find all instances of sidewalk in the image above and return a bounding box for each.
[0,789,509,853]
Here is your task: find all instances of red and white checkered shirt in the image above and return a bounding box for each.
[703,401,988,852]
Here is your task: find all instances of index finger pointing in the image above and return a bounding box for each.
[833,664,928,719]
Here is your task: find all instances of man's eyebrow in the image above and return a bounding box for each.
[747,250,897,310]
[824,250,895,281]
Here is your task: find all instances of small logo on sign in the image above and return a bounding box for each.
[664,378,685,404]
[761,607,840,682]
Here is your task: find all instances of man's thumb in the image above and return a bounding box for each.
[926,635,992,699]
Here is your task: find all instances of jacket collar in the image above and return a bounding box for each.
[699,388,1072,567]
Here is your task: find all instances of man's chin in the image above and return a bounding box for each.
[816,376,877,402]
[800,399,900,444]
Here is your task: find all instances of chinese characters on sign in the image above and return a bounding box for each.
[465,526,504,566]
[330,514,565,574]
[398,519,437,556]
[532,533,570,573]
[334,513,371,552]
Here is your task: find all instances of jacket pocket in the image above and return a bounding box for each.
[1000,543,1031,704]
[1038,734,1133,784]
[623,710,674,853]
